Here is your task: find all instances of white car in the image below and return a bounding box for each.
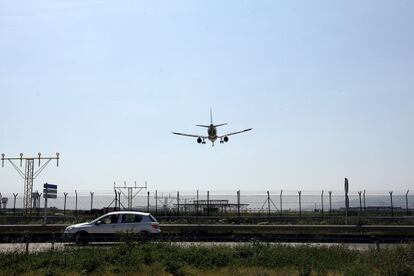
[64,211,161,244]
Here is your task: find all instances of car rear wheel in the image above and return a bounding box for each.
[138,231,151,242]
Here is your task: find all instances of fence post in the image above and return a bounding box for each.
[280,189,283,216]
[113,190,117,210]
[267,191,271,217]
[118,191,121,209]
[177,191,180,216]
[344,178,349,225]
[147,191,150,213]
[63,192,68,216]
[75,190,78,216]
[363,190,366,213]
[298,191,302,216]
[155,190,158,216]
[321,190,324,218]
[207,191,210,216]
[13,193,18,216]
[358,191,362,214]
[38,193,42,216]
[196,190,199,216]
[406,190,410,216]
[389,191,394,217]
[329,191,332,216]
[90,192,94,216]
[237,190,240,217]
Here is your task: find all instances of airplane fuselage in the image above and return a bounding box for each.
[207,124,217,142]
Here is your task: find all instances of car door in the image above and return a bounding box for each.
[92,214,121,234]
[120,214,143,233]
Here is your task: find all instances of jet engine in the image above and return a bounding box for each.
[197,137,202,144]
[223,136,229,142]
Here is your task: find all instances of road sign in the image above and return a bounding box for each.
[43,183,58,225]
[43,188,57,194]
[44,183,57,189]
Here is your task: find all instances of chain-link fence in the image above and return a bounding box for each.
[0,189,412,217]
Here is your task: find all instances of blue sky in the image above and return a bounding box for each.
[0,0,413,193]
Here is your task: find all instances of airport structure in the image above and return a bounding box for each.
[1,153,59,212]
[113,181,147,210]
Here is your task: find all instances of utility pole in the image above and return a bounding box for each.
[1,153,60,213]
[298,191,302,216]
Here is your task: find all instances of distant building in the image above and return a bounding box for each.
[174,199,248,214]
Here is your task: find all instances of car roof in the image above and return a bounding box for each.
[105,211,151,216]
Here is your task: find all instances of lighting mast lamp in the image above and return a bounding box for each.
[1,152,60,213]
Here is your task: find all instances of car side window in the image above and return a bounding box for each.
[122,214,143,223]
[101,214,119,224]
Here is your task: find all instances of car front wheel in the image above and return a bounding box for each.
[75,231,90,245]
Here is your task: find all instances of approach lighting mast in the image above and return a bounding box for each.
[114,181,147,210]
[1,153,60,212]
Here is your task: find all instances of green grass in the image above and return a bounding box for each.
[0,242,413,275]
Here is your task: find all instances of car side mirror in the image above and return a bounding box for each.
[95,221,102,225]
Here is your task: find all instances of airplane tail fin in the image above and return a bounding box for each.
[197,109,226,127]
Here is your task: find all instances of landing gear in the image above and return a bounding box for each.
[197,137,206,144]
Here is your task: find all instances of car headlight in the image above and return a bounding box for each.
[64,226,73,233]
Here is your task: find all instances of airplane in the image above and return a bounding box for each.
[172,109,252,146]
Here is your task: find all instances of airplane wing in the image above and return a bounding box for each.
[218,128,253,138]
[172,132,208,138]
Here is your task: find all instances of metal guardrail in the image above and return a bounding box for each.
[1,224,414,235]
